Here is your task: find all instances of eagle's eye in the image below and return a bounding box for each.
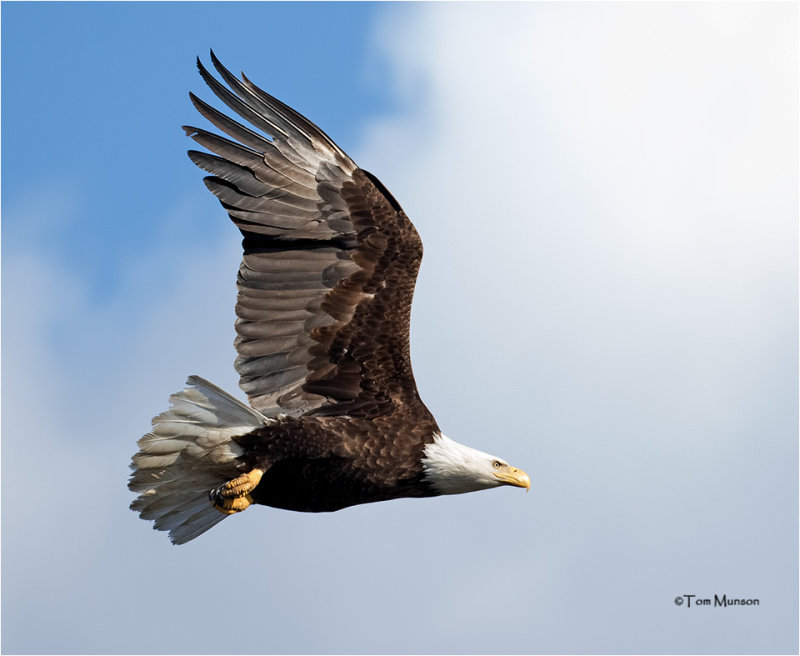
[492,460,502,469]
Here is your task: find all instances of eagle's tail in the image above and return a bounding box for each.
[129,376,268,544]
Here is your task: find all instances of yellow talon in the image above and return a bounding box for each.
[212,494,255,515]
[210,468,263,514]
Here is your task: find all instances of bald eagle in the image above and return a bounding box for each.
[129,54,530,544]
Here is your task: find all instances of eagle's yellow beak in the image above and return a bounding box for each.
[494,466,531,491]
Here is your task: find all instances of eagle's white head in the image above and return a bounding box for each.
[421,432,530,495]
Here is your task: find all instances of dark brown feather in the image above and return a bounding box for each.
[188,58,432,422]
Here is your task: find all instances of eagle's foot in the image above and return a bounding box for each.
[210,468,264,515]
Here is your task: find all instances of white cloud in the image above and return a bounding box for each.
[355,3,797,653]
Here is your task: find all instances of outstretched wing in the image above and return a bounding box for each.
[185,53,428,420]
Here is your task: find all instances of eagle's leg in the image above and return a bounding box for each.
[209,468,264,515]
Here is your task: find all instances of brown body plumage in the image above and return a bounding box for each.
[128,53,528,544]
[239,412,437,513]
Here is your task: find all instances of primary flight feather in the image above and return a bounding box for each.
[129,53,530,544]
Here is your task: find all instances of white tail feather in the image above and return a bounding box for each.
[129,376,269,544]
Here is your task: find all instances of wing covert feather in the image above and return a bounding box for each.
[188,54,430,422]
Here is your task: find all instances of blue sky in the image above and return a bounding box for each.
[2,2,798,654]
[2,2,390,301]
